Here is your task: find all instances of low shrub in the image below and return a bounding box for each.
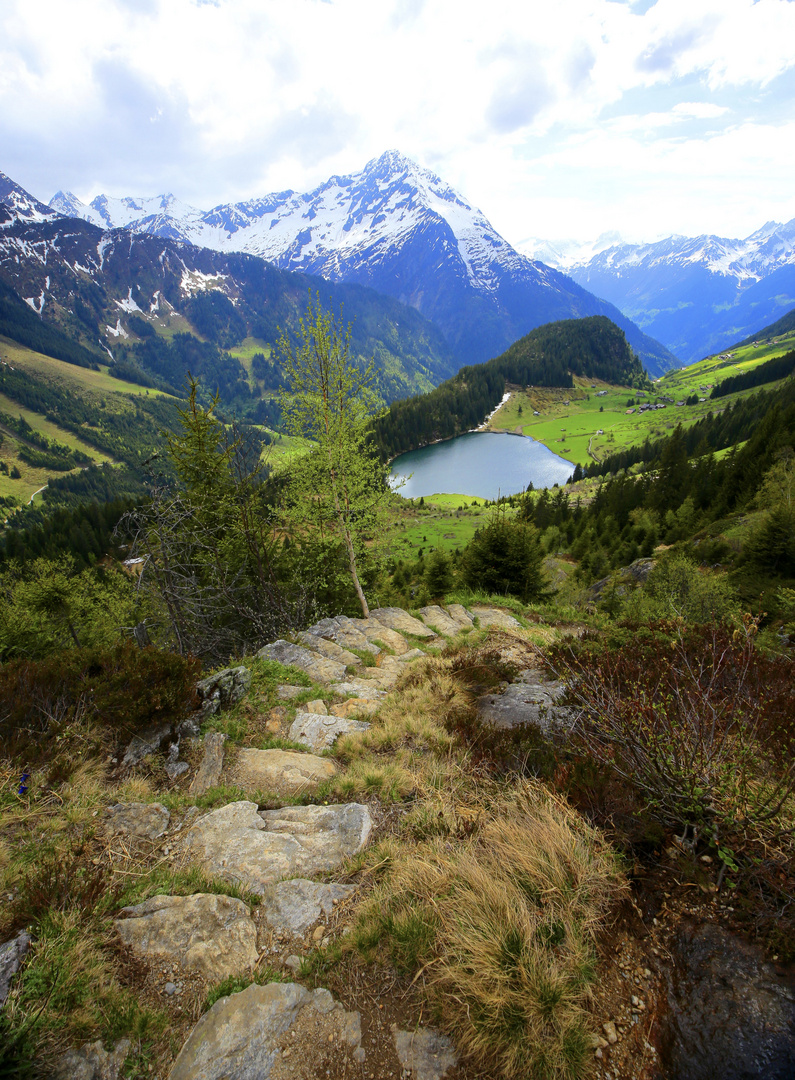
[0,642,200,760]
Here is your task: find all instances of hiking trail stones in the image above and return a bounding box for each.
[369,607,436,639]
[115,894,258,981]
[257,641,347,684]
[476,669,573,735]
[470,604,522,630]
[391,1025,459,1080]
[418,605,462,636]
[260,879,356,936]
[234,748,337,797]
[168,982,363,1080]
[182,801,372,894]
[52,1039,131,1080]
[0,931,30,1006]
[288,712,371,752]
[196,666,252,716]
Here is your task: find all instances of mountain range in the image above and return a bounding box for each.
[523,222,795,364]
[48,151,677,377]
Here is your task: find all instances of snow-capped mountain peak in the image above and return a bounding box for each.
[0,171,59,226]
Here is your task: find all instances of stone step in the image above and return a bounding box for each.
[297,631,361,667]
[289,712,371,753]
[446,603,475,629]
[305,616,380,654]
[470,605,522,630]
[233,748,337,797]
[369,606,436,639]
[257,640,347,684]
[418,605,461,636]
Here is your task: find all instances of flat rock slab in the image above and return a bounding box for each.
[258,641,347,685]
[392,1026,459,1080]
[470,605,522,630]
[354,620,410,654]
[477,675,572,734]
[398,648,427,662]
[104,802,170,841]
[302,699,328,714]
[184,801,371,895]
[234,748,337,797]
[260,879,356,935]
[330,680,387,701]
[52,1039,131,1080]
[297,632,360,667]
[306,616,380,654]
[369,607,436,639]
[169,982,362,1080]
[116,894,257,982]
[0,931,30,1006]
[446,604,474,629]
[289,712,371,752]
[189,732,226,795]
[329,698,379,718]
[418,606,462,636]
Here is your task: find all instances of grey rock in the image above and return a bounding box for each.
[178,713,202,739]
[353,619,411,654]
[260,879,356,935]
[289,711,370,752]
[369,607,436,639]
[189,731,226,795]
[586,557,655,602]
[257,640,347,684]
[121,721,172,769]
[183,801,372,894]
[297,631,361,667]
[234,748,337,797]
[392,1025,459,1080]
[168,982,361,1080]
[0,931,30,1006]
[398,647,427,662]
[276,684,305,700]
[165,761,190,781]
[165,981,177,995]
[52,1039,131,1080]
[470,605,521,630]
[329,698,380,718]
[196,666,252,709]
[302,698,328,714]
[477,670,573,735]
[104,802,170,840]
[330,680,387,701]
[116,893,258,981]
[660,920,795,1080]
[306,616,380,654]
[446,603,474,629]
[418,605,462,636]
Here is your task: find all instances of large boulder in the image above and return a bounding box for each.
[288,712,370,753]
[297,632,360,667]
[470,605,521,630]
[477,669,573,735]
[183,801,372,894]
[446,603,474,629]
[257,641,347,685]
[234,748,337,797]
[168,982,362,1080]
[115,894,258,981]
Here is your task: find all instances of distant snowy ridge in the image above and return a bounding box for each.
[49,150,678,375]
[0,170,59,227]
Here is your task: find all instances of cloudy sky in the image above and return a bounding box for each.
[2,0,794,249]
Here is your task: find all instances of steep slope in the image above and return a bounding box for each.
[50,152,678,377]
[568,222,795,363]
[1,181,456,407]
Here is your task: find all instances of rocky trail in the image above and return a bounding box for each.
[3,603,793,1080]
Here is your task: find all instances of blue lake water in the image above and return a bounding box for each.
[389,431,573,500]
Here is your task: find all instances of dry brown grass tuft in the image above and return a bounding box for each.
[352,781,626,1080]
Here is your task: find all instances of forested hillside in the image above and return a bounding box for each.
[373,316,647,459]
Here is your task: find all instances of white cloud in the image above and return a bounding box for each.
[0,0,793,241]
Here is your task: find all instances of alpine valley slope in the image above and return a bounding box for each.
[0,170,456,407]
[563,221,795,364]
[50,151,678,377]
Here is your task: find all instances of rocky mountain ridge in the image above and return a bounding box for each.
[48,151,678,376]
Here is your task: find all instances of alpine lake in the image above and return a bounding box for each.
[389,430,573,501]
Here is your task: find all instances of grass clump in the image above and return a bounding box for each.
[352,782,625,1080]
